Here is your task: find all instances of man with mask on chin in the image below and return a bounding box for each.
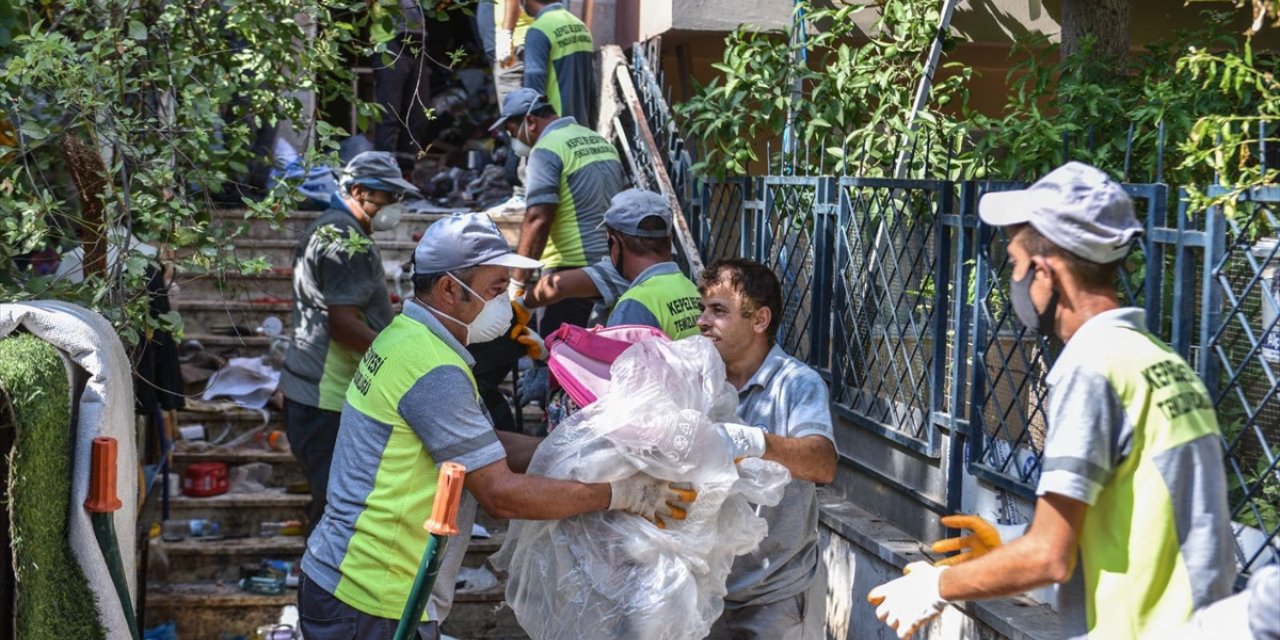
[490,87,624,336]
[298,212,697,638]
[869,162,1234,640]
[281,150,417,534]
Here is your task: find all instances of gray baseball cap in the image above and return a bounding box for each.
[489,88,552,132]
[413,212,542,274]
[598,189,672,238]
[979,161,1142,264]
[339,151,420,195]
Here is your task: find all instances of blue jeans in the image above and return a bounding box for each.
[297,571,441,640]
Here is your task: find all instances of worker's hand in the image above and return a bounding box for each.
[509,300,546,360]
[496,29,514,64]
[720,423,766,460]
[867,562,949,639]
[516,366,548,407]
[608,475,697,529]
[508,278,526,300]
[932,514,1002,567]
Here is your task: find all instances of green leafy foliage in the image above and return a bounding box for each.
[970,12,1268,190]
[0,0,469,345]
[677,0,972,178]
[0,0,367,344]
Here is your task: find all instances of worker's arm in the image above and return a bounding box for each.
[522,27,550,95]
[525,267,601,308]
[329,305,378,353]
[762,433,837,484]
[938,493,1087,600]
[513,204,555,284]
[502,0,520,31]
[465,459,610,520]
[495,431,543,473]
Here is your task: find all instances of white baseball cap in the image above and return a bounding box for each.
[979,161,1143,264]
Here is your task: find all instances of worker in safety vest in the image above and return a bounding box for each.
[297,212,696,638]
[522,0,595,128]
[490,88,623,337]
[518,188,700,339]
[868,162,1235,640]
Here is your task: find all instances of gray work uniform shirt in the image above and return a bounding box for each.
[280,198,394,412]
[724,345,837,607]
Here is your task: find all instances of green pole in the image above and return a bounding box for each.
[392,461,467,640]
[392,534,448,640]
[84,437,140,640]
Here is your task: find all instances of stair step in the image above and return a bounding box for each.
[441,584,528,639]
[177,268,413,301]
[145,582,296,640]
[173,447,296,465]
[209,208,522,245]
[171,447,303,489]
[150,535,306,583]
[167,488,309,536]
[170,488,309,509]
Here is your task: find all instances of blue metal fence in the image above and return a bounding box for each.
[690,174,1280,579]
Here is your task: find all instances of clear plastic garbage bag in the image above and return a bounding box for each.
[492,336,790,640]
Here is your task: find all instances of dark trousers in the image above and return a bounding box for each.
[298,571,440,640]
[374,34,432,158]
[283,398,341,535]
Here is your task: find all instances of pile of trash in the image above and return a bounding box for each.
[494,337,790,640]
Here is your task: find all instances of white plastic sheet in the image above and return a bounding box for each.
[494,336,790,640]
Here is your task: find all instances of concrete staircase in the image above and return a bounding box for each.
[141,207,531,639]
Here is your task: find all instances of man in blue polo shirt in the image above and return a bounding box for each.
[696,258,839,639]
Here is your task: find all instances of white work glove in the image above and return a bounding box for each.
[508,278,526,300]
[720,423,766,460]
[496,29,514,64]
[867,561,950,639]
[608,475,697,529]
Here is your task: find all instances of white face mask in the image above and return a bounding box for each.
[429,273,513,345]
[371,201,404,232]
[511,137,533,158]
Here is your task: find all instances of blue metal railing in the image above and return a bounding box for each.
[692,173,1279,578]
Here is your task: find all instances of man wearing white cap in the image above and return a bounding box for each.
[281,150,420,533]
[868,162,1234,639]
[298,212,696,638]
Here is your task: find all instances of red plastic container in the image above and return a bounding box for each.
[184,462,229,497]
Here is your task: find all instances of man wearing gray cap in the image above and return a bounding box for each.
[490,87,624,336]
[298,212,697,638]
[517,188,700,339]
[280,150,420,533]
[869,162,1234,640]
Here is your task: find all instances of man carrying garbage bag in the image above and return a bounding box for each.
[298,212,696,638]
[695,258,839,640]
[868,162,1234,639]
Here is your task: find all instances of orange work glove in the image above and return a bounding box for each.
[509,299,546,360]
[931,514,1002,567]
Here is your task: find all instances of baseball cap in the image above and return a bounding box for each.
[339,151,420,195]
[978,161,1142,264]
[489,88,552,132]
[598,189,672,238]
[413,212,542,274]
